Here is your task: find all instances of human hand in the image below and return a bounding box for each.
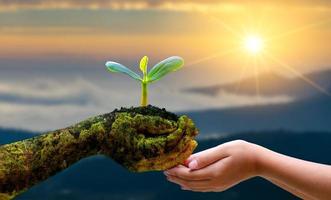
[164,140,261,192]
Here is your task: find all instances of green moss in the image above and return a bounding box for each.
[0,105,198,198]
[107,110,198,172]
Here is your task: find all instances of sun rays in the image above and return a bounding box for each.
[185,47,240,67]
[186,11,331,99]
[264,52,331,97]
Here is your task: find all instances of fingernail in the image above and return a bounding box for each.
[184,158,192,166]
[181,187,188,190]
[188,159,198,170]
[163,171,169,176]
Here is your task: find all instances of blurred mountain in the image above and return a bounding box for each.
[184,92,331,134]
[183,69,331,99]
[0,128,36,145]
[0,128,327,200]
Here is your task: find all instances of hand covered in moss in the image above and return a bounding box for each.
[0,106,198,199]
[103,106,199,172]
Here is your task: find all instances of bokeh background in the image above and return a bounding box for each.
[1,1,331,199]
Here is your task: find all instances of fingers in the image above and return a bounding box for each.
[165,158,230,181]
[166,175,214,192]
[165,157,232,190]
[164,165,212,180]
[185,144,229,170]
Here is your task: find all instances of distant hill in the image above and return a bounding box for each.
[183,68,331,99]
[0,128,37,145]
[2,129,327,200]
[183,91,331,134]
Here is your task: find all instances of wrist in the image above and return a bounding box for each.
[250,143,274,178]
[246,142,269,177]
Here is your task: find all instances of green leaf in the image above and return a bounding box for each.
[147,56,184,83]
[105,61,142,81]
[139,56,148,75]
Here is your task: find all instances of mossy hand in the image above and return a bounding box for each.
[107,107,198,172]
[0,106,198,199]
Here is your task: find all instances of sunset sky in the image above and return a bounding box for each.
[1,0,331,131]
[2,1,331,75]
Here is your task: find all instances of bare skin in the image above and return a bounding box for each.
[164,140,331,200]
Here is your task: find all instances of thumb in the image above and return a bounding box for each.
[186,144,228,170]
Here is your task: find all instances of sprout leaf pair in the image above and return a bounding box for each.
[105,56,184,106]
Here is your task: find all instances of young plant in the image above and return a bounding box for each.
[105,56,184,106]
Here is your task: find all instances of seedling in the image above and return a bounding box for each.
[105,56,184,106]
[0,56,197,199]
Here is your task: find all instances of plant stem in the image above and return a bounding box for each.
[141,81,148,106]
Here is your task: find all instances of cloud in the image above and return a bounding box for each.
[0,74,292,132]
[0,82,91,106]
[196,132,231,141]
[1,0,330,12]
[0,0,241,12]
[0,92,89,105]
[0,77,133,131]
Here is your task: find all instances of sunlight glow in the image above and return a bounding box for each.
[187,11,331,99]
[244,35,264,54]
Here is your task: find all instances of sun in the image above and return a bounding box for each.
[244,35,264,54]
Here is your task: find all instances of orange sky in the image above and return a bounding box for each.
[1,1,331,79]
[2,1,331,130]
